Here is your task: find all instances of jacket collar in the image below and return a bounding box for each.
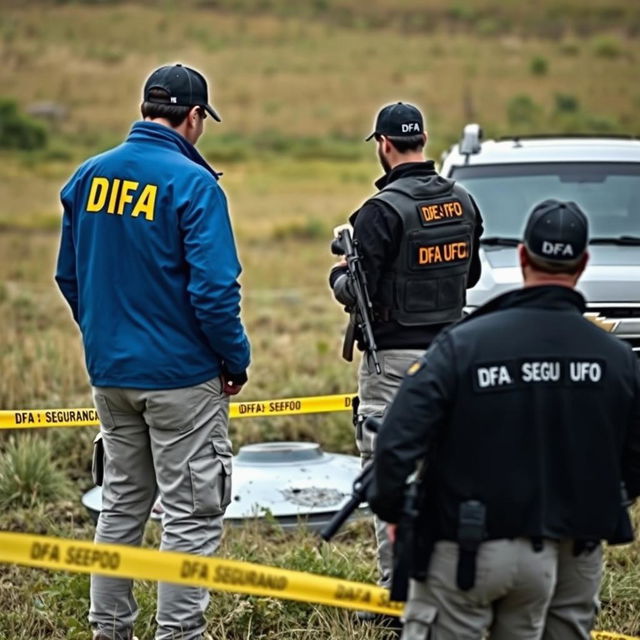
[126,121,221,181]
[464,285,586,326]
[374,160,436,190]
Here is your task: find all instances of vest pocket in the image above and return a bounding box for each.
[189,438,233,516]
[405,274,465,311]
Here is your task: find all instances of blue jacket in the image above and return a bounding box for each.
[55,121,250,389]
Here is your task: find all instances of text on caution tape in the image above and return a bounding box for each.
[0,532,402,617]
[0,394,356,430]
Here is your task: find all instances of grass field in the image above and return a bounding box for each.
[1,1,640,638]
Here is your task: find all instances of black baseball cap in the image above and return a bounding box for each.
[143,63,221,122]
[523,199,589,267]
[365,102,424,141]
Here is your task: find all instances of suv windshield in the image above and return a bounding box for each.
[451,162,640,240]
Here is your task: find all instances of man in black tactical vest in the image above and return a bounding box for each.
[329,102,483,628]
[368,200,640,640]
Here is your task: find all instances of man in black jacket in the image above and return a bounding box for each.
[329,103,483,601]
[369,200,640,640]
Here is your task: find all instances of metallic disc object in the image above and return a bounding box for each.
[81,442,369,532]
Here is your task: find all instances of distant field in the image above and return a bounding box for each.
[1,0,639,227]
[1,2,640,638]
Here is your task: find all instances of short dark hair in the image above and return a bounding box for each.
[381,133,426,153]
[526,248,584,275]
[141,88,191,127]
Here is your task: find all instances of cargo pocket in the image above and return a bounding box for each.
[383,355,418,382]
[188,438,233,516]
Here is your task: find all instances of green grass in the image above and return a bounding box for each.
[1,1,640,637]
[0,435,72,509]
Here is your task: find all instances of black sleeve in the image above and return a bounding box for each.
[329,265,348,290]
[352,201,403,299]
[622,356,640,499]
[367,332,456,523]
[467,195,484,289]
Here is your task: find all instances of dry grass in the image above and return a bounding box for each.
[1,1,640,638]
[0,3,638,227]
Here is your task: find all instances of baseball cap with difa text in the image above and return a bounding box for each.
[523,199,589,267]
[143,63,221,122]
[365,102,424,141]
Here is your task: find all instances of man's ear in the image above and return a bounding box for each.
[575,251,589,279]
[518,243,529,270]
[187,106,200,128]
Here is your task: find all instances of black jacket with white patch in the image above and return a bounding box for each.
[369,285,640,545]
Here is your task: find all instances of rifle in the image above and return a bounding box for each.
[321,459,425,603]
[331,228,381,375]
[319,417,423,603]
[389,466,424,602]
[320,416,380,541]
[320,461,374,542]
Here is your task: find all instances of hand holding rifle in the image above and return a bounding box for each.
[331,227,381,375]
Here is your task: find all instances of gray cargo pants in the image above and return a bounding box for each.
[542,540,602,640]
[357,348,424,589]
[402,539,559,640]
[89,377,231,640]
[401,539,603,639]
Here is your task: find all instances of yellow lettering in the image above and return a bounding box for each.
[131,184,157,221]
[117,180,139,215]
[455,241,469,259]
[419,241,469,265]
[444,243,453,261]
[107,178,121,214]
[86,177,109,212]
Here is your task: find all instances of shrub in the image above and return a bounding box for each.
[530,56,549,76]
[272,217,327,241]
[554,93,580,114]
[559,39,580,56]
[448,3,476,22]
[592,35,623,58]
[584,114,619,133]
[507,94,542,128]
[0,99,47,151]
[0,435,71,509]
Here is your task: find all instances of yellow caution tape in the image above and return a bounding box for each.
[230,393,355,419]
[0,531,637,639]
[0,531,402,617]
[0,393,356,430]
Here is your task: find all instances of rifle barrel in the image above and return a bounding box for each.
[320,494,362,541]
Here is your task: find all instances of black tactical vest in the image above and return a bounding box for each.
[370,176,477,326]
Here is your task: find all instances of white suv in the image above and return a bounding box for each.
[440,125,640,354]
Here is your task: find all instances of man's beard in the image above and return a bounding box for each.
[377,146,391,173]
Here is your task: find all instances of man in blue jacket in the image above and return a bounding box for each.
[55,63,251,640]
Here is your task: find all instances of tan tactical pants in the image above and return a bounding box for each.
[402,539,560,640]
[357,348,425,588]
[89,377,231,640]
